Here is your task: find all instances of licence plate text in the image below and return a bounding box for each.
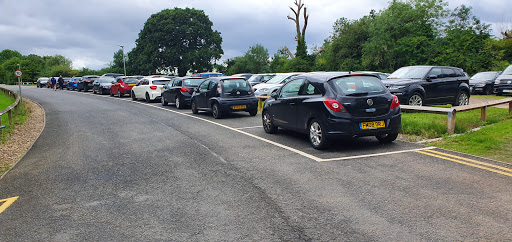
[232,105,246,110]
[360,121,385,130]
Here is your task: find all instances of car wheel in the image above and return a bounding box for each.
[131,91,137,101]
[175,96,183,109]
[212,103,223,119]
[484,85,493,95]
[110,90,114,96]
[262,111,277,134]
[249,109,257,116]
[93,89,97,94]
[191,100,198,114]
[496,91,503,96]
[78,87,81,92]
[454,91,469,106]
[376,133,398,143]
[408,92,423,106]
[118,91,123,98]
[145,93,151,102]
[309,119,329,150]
[161,96,168,106]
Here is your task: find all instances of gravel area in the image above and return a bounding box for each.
[0,99,44,177]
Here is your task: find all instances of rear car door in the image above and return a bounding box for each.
[423,67,443,103]
[295,80,322,130]
[271,78,305,128]
[195,80,211,108]
[440,68,459,102]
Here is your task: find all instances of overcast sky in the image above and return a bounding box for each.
[1,0,510,70]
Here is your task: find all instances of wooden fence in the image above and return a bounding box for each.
[0,87,21,130]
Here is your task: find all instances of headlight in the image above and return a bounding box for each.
[495,80,500,84]
[389,85,406,90]
[260,88,269,92]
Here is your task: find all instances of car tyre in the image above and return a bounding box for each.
[145,93,151,102]
[309,119,329,150]
[93,89,97,94]
[110,90,114,97]
[191,100,199,114]
[161,96,168,106]
[408,92,423,106]
[131,91,137,101]
[376,133,398,143]
[249,109,257,116]
[175,96,183,109]
[262,111,277,134]
[212,103,223,119]
[484,85,493,95]
[453,91,469,106]
[118,91,123,98]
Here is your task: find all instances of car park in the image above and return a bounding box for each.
[253,73,302,96]
[191,77,258,118]
[247,73,276,86]
[495,65,512,96]
[469,71,501,95]
[262,72,401,149]
[131,77,170,102]
[66,76,81,90]
[382,65,470,106]
[77,75,100,92]
[92,77,115,95]
[110,76,139,97]
[36,77,49,88]
[161,77,205,109]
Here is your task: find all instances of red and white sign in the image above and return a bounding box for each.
[15,70,22,77]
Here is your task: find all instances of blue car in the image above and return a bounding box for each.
[67,76,81,90]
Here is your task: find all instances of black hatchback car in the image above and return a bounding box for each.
[77,75,100,92]
[191,77,258,118]
[262,72,401,149]
[161,77,205,109]
[382,66,470,106]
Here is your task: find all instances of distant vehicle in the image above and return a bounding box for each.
[252,73,302,96]
[191,77,258,118]
[101,73,124,78]
[131,77,171,102]
[231,73,253,80]
[495,65,512,96]
[66,77,82,90]
[382,65,470,106]
[262,72,401,149]
[469,71,501,95]
[110,76,140,97]
[247,73,276,86]
[353,71,389,80]
[92,77,115,95]
[161,77,205,109]
[77,75,100,92]
[58,77,71,90]
[36,77,49,88]
[191,72,226,78]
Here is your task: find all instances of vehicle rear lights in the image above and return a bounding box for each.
[217,85,222,93]
[390,95,400,109]
[150,86,157,90]
[180,87,191,93]
[324,99,346,113]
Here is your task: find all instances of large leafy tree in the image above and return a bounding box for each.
[129,8,223,76]
[226,44,270,75]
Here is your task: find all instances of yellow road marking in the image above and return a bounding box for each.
[415,150,512,177]
[0,196,19,214]
[425,149,512,173]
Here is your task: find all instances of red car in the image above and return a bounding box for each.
[110,76,140,97]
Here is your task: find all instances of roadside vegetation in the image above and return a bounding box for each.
[0,91,29,143]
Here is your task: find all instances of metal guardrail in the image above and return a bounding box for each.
[0,87,21,130]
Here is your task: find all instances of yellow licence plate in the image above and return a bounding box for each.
[360,121,385,130]
[232,105,246,110]
[128,84,135,86]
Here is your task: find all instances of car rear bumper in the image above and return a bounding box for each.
[324,113,402,138]
[218,98,258,112]
[496,84,512,94]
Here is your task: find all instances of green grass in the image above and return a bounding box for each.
[0,91,30,143]
[401,107,512,139]
[0,91,15,110]
[472,94,510,100]
[427,119,512,163]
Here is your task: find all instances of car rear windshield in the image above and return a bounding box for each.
[388,66,431,79]
[330,76,387,96]
[503,65,512,75]
[222,79,252,96]
[98,78,114,83]
[266,75,291,84]
[152,80,170,85]
[123,78,138,84]
[471,72,498,80]
[184,79,204,87]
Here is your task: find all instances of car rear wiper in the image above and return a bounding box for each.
[345,92,369,96]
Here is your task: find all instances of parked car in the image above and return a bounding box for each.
[353,71,389,80]
[231,73,253,80]
[58,77,71,90]
[191,77,258,118]
[77,75,100,92]
[66,76,81,90]
[131,77,171,102]
[495,65,512,96]
[262,72,401,149]
[161,77,205,109]
[247,73,276,86]
[92,77,115,95]
[36,77,49,88]
[382,65,470,106]
[469,71,501,95]
[191,72,226,78]
[101,73,124,78]
[110,76,139,97]
[253,73,302,96]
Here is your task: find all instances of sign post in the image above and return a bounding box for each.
[15,70,22,102]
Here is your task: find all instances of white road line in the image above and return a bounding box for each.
[81,91,433,162]
[235,126,263,130]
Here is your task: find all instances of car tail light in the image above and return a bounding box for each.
[180,87,190,93]
[73,82,76,84]
[324,99,347,113]
[217,85,222,93]
[390,95,400,109]
[150,86,157,90]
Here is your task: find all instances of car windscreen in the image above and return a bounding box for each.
[183,79,204,87]
[151,80,170,85]
[123,78,138,84]
[266,75,290,84]
[222,79,252,96]
[502,65,512,75]
[330,76,387,96]
[471,72,498,80]
[388,67,431,79]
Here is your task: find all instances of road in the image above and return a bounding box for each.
[1,85,511,240]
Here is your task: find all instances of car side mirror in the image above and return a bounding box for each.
[427,75,437,81]
[271,92,279,99]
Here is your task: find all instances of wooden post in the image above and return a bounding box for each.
[447,109,456,134]
[480,106,487,122]
[8,109,12,125]
[509,102,512,116]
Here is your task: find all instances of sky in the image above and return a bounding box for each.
[1,0,510,70]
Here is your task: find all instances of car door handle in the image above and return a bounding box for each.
[290,102,296,105]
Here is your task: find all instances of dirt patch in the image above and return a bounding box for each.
[470,96,509,108]
[0,99,45,178]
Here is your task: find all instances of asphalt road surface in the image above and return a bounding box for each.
[1,85,511,241]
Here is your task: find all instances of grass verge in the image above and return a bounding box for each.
[0,92,30,143]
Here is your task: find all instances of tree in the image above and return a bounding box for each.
[226,44,270,75]
[0,49,22,66]
[111,49,126,74]
[287,0,309,58]
[129,8,223,76]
